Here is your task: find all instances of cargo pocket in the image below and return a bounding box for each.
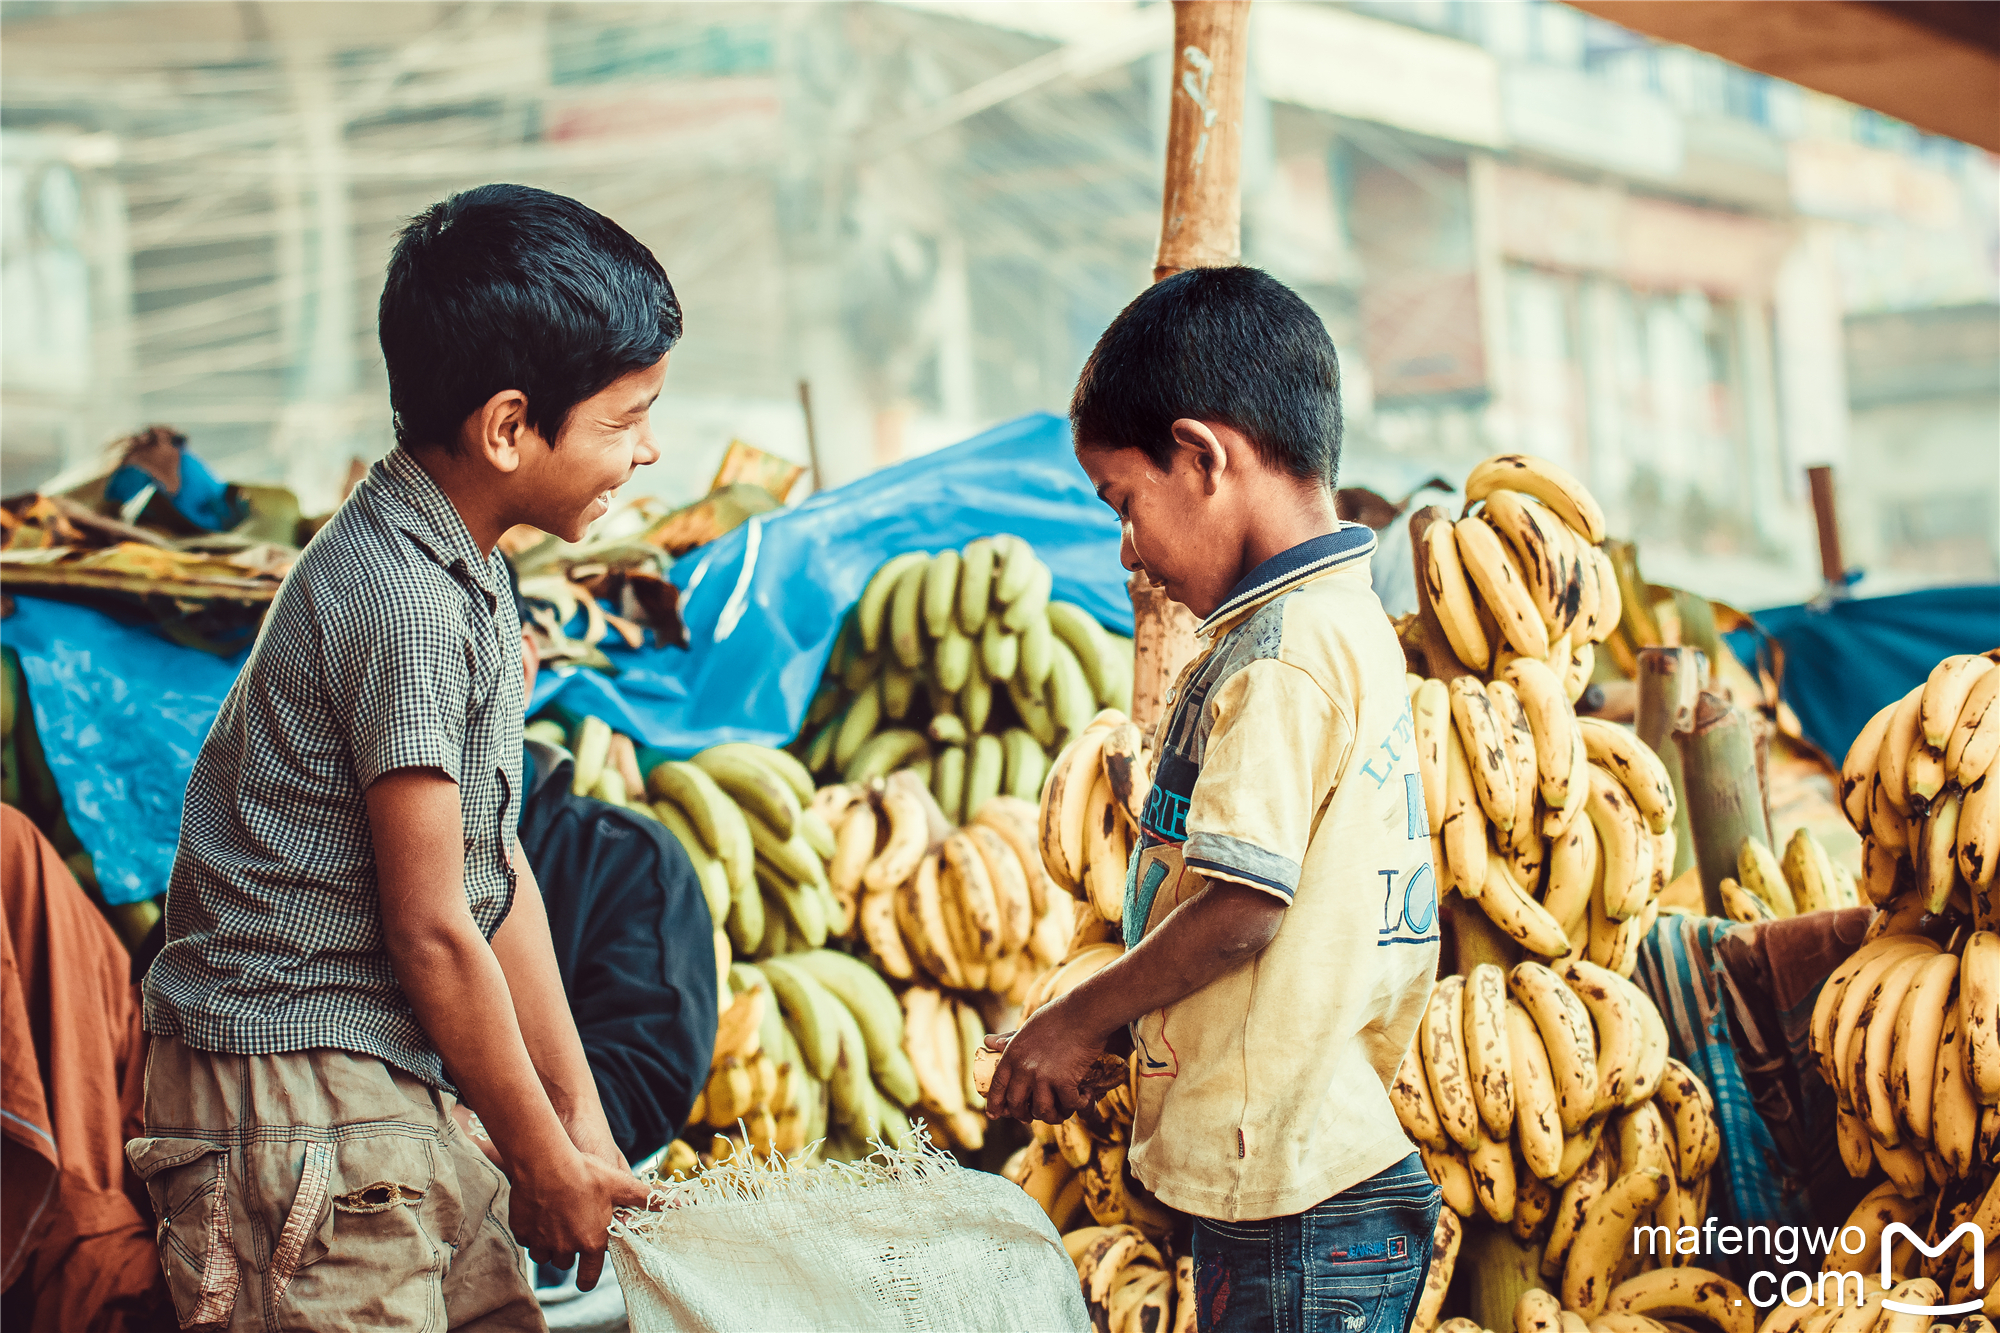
[127,1136,240,1329]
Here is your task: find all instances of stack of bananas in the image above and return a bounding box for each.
[799,540,1135,823]
[1754,1176,2000,1331]
[684,977,799,1160]
[1034,710,1151,928]
[1396,959,1725,1313]
[1418,454,1625,694]
[1415,671,1678,977]
[1506,1269,1754,1333]
[1807,927,1999,1192]
[1716,830,1860,924]
[826,776,1077,1012]
[894,982,1000,1152]
[1058,1223,1195,1333]
[1838,650,2000,925]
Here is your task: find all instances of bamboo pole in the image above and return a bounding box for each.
[1128,1,1252,736]
[1676,691,1772,919]
[1634,647,1701,882]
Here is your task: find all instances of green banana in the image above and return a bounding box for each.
[928,714,969,747]
[880,663,917,720]
[1002,729,1048,801]
[723,856,765,955]
[933,745,968,827]
[980,619,1019,681]
[652,800,731,923]
[889,558,929,669]
[1044,637,1095,740]
[1000,560,1052,633]
[759,956,843,1082]
[572,715,612,795]
[822,993,880,1142]
[784,949,921,1107]
[524,718,567,748]
[958,539,996,635]
[747,811,823,886]
[647,761,754,886]
[1047,602,1112,702]
[934,625,974,694]
[805,715,839,774]
[703,742,815,805]
[875,1088,916,1150]
[1008,677,1056,748]
[842,647,879,695]
[798,807,836,862]
[1019,612,1054,690]
[805,681,844,728]
[962,670,994,734]
[966,734,1004,821]
[844,729,929,783]
[692,748,801,840]
[756,859,828,948]
[922,550,962,641]
[833,686,882,772]
[994,535,1038,603]
[858,552,927,655]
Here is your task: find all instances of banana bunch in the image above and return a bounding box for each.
[1036,709,1152,927]
[1807,928,2000,1187]
[1508,1269,1754,1333]
[1415,667,1677,977]
[1420,455,1623,693]
[1058,1224,1194,1333]
[898,982,997,1153]
[644,743,846,964]
[826,774,1077,1007]
[1839,650,2000,929]
[684,978,802,1160]
[1754,1175,2000,1333]
[800,541,1136,824]
[1397,960,1723,1308]
[1719,829,1861,923]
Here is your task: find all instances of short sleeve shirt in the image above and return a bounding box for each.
[143,448,525,1091]
[1123,527,1441,1221]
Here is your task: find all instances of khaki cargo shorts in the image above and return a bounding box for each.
[127,1036,545,1332]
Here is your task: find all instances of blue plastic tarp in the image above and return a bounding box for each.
[1726,583,2000,762]
[3,412,1126,904]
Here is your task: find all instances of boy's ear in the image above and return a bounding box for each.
[462,389,536,474]
[1172,418,1228,495]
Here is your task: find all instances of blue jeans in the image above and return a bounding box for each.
[1191,1154,1440,1333]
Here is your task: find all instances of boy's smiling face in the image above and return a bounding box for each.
[515,354,669,542]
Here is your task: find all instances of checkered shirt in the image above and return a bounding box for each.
[143,447,525,1090]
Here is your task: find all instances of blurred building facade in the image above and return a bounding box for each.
[2,0,1994,605]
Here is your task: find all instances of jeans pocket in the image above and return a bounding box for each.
[127,1135,240,1328]
[1305,1268,1423,1333]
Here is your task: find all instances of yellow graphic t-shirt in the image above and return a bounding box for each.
[1124,526,1440,1221]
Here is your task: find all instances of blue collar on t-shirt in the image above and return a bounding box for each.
[1198,523,1376,633]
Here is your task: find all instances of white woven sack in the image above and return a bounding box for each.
[609,1139,1088,1333]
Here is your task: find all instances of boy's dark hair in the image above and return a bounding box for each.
[379,184,681,453]
[1070,266,1341,485]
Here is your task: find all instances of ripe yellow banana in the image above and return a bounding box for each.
[1099,721,1148,829]
[1589,546,1623,641]
[1483,489,1579,634]
[941,830,1001,961]
[1923,654,1994,750]
[974,796,1049,916]
[969,824,1033,957]
[1082,773,1128,926]
[1605,1269,1752,1333]
[1480,854,1572,958]
[1552,1118,1603,1187]
[1733,836,1796,918]
[1544,1137,1612,1279]
[1393,1042,1450,1150]
[1965,929,1999,1102]
[1415,678,1452,837]
[1039,726,1113,895]
[1511,960,1600,1134]
[895,853,967,990]
[1653,1057,1719,1183]
[1458,515,1551,659]
[1780,827,1837,915]
[1888,950,1958,1142]
[1420,1140,1478,1219]
[861,783,928,893]
[1465,454,1608,545]
[1562,1167,1672,1316]
[1464,963,1515,1139]
[1469,1127,1517,1224]
[1877,686,1925,816]
[1442,725,1490,898]
[1830,941,1938,1110]
[1423,519,1492,672]
[1586,765,1651,920]
[1918,788,1960,912]
[1841,701,1895,834]
[1906,743,1947,813]
[1513,1151,1556,1241]
[1579,719,1676,836]
[857,883,914,980]
[1418,1209,1464,1332]
[1490,678,1542,854]
[1516,1287,1563,1333]
[1452,675,1518,833]
[1562,958,1640,1115]
[1959,763,1999,902]
[1508,998,1564,1180]
[1544,816,1600,946]
[1423,974,1482,1151]
[1506,658,1583,810]
[1949,667,2000,784]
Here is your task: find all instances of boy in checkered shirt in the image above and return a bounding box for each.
[133,185,676,1330]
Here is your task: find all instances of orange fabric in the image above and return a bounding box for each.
[0,804,167,1331]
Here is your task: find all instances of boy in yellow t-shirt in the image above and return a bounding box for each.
[987,267,1442,1333]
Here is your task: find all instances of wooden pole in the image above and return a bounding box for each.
[1676,692,1772,919]
[1128,1,1252,736]
[1460,1224,1546,1333]
[1806,464,1845,593]
[1634,647,1701,881]
[797,379,823,496]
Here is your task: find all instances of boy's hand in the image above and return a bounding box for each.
[509,1147,654,1291]
[983,997,1113,1124]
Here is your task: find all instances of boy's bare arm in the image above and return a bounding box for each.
[489,849,623,1166]
[367,769,646,1290]
[984,874,1284,1124]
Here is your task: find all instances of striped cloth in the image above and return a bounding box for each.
[1633,915,1807,1245]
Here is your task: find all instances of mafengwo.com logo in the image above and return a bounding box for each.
[1633,1218,1989,1313]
